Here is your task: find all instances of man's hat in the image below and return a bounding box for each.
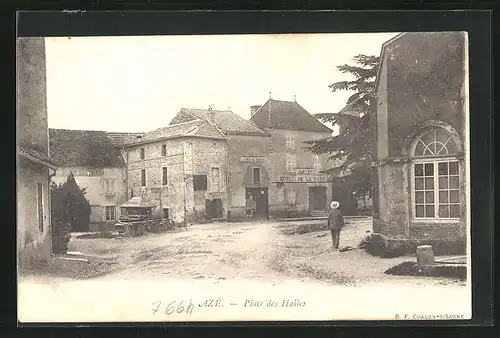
[330,201,340,209]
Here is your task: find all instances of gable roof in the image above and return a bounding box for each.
[173,108,268,136]
[134,119,226,145]
[250,99,333,133]
[49,129,126,167]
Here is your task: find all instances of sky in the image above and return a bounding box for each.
[45,33,399,133]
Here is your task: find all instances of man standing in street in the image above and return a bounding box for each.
[328,201,344,250]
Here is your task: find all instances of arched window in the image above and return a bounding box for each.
[411,127,461,220]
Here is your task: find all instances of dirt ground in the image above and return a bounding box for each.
[46,218,466,287]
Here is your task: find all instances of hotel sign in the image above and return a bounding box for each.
[277,175,329,183]
[240,156,265,163]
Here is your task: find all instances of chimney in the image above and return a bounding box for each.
[250,105,262,117]
[208,105,215,124]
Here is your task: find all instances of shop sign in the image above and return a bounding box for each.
[294,168,315,176]
[276,175,329,183]
[240,156,265,163]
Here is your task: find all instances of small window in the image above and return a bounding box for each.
[163,208,169,219]
[141,169,146,186]
[286,135,295,151]
[104,178,116,194]
[314,154,321,172]
[140,148,145,160]
[253,167,261,184]
[193,175,208,191]
[162,167,168,186]
[211,167,220,192]
[105,206,116,221]
[286,154,297,173]
[37,183,43,233]
[161,144,167,156]
[276,182,284,202]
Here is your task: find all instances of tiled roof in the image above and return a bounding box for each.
[175,108,268,135]
[18,146,57,169]
[121,197,156,208]
[49,129,126,167]
[250,99,333,133]
[107,132,145,146]
[139,119,226,143]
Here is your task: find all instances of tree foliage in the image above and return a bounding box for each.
[305,54,379,197]
[51,172,91,233]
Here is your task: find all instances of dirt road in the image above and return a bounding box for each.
[18,219,471,322]
[59,218,466,288]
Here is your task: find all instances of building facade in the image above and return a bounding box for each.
[250,99,334,218]
[372,32,468,248]
[49,129,128,226]
[17,37,57,266]
[170,107,272,219]
[123,118,228,223]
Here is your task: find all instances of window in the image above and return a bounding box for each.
[163,208,169,219]
[286,135,295,151]
[411,128,461,220]
[314,154,321,172]
[104,178,116,194]
[211,167,220,192]
[193,175,208,191]
[286,154,297,173]
[105,206,116,221]
[253,167,261,184]
[37,183,43,233]
[162,167,168,186]
[276,183,284,202]
[141,169,146,186]
[287,190,296,205]
[140,148,145,160]
[161,144,167,156]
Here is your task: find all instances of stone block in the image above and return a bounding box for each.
[416,245,436,266]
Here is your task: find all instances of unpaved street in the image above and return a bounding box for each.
[18,219,471,322]
[61,218,466,288]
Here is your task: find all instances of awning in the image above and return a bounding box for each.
[120,196,156,208]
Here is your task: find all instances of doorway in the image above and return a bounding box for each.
[309,187,327,211]
[245,188,269,219]
[206,199,223,220]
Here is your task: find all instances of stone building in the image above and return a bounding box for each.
[122,117,228,223]
[169,107,272,219]
[17,37,57,265]
[49,129,128,227]
[372,32,468,249]
[250,98,334,218]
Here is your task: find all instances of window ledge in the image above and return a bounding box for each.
[412,218,460,224]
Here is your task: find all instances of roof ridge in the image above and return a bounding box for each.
[146,119,202,135]
[49,128,108,133]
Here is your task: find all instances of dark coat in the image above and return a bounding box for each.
[328,209,344,230]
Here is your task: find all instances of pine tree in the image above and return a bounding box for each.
[305,54,379,198]
[51,172,92,233]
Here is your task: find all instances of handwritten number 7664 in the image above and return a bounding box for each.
[152,300,194,315]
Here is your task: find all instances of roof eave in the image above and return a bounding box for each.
[18,148,58,170]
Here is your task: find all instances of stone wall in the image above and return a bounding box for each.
[126,136,228,223]
[386,32,465,157]
[373,32,467,245]
[17,159,52,266]
[268,129,332,216]
[17,37,49,155]
[227,134,270,218]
